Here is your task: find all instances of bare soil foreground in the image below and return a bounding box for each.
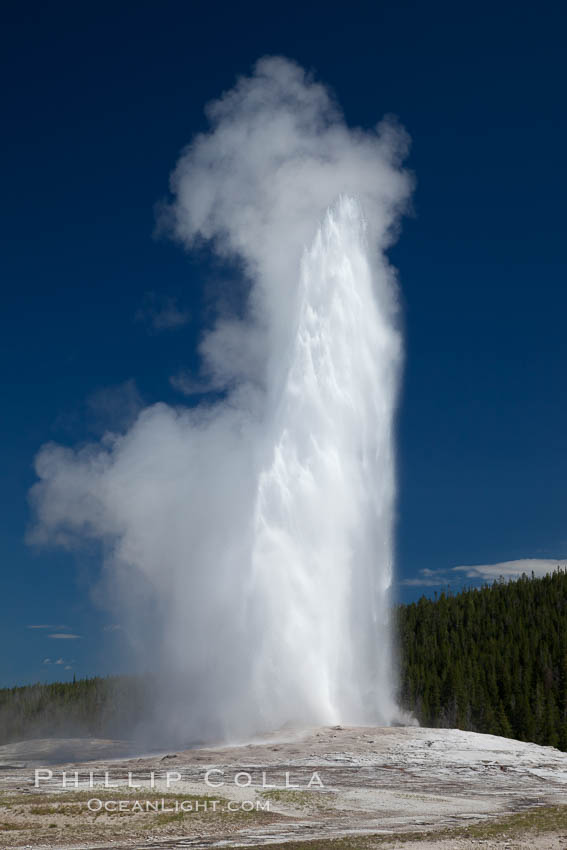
[1,726,566,849]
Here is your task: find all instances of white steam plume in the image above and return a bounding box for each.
[29,57,412,743]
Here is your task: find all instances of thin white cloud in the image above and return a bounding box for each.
[54,658,64,665]
[48,633,82,640]
[28,624,59,629]
[103,624,122,632]
[400,576,447,587]
[453,558,567,581]
[42,657,51,664]
[401,559,567,587]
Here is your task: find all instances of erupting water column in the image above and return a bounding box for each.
[29,58,410,742]
[249,196,400,730]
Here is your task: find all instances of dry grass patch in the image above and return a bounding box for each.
[0,787,280,848]
[228,804,567,848]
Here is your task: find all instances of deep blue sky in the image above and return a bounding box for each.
[2,0,566,685]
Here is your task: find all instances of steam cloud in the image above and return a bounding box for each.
[29,57,412,744]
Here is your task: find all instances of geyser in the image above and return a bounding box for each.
[29,57,412,743]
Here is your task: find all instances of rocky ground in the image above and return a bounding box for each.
[0,725,566,849]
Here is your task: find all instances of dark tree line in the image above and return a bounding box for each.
[0,675,149,744]
[1,571,566,749]
[397,569,567,750]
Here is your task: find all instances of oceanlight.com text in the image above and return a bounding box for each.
[86,798,270,813]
